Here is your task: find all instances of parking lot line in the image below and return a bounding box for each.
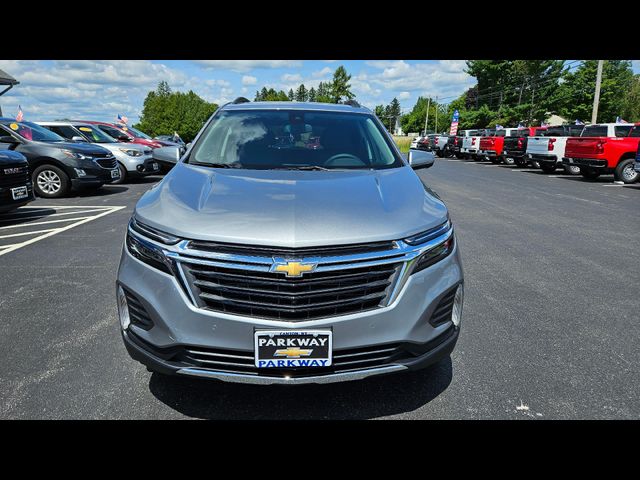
[0,216,94,230]
[0,206,126,257]
[0,208,112,222]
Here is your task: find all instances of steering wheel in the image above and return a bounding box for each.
[324,153,367,167]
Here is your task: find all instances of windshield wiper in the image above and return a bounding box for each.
[273,165,332,171]
[190,162,242,169]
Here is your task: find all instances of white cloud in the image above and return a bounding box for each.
[398,91,411,100]
[192,60,302,73]
[313,67,332,78]
[281,73,303,83]
[242,75,257,85]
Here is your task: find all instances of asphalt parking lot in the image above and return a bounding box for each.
[0,160,638,420]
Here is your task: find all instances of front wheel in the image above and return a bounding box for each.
[33,165,70,198]
[580,168,601,180]
[614,159,639,184]
[540,163,557,174]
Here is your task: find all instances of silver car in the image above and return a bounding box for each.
[116,100,464,385]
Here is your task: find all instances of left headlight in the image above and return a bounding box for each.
[126,217,180,274]
[404,219,455,274]
[61,149,93,160]
[119,148,143,157]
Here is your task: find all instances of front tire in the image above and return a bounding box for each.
[580,167,601,180]
[111,162,127,185]
[564,164,581,175]
[33,165,70,198]
[614,158,639,184]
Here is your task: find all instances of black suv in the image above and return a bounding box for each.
[0,150,33,212]
[0,119,119,197]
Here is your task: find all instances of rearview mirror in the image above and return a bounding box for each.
[71,136,88,143]
[153,146,181,164]
[408,149,435,170]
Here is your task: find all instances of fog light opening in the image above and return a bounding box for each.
[117,285,130,330]
[451,284,464,327]
[74,168,86,177]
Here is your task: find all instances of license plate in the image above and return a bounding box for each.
[254,330,332,368]
[11,186,28,200]
[111,169,120,179]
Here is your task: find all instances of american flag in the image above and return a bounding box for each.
[495,124,504,130]
[616,116,628,123]
[15,105,23,122]
[117,114,128,125]
[575,119,585,125]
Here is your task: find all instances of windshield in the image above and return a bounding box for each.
[0,120,65,142]
[124,125,152,140]
[74,124,116,143]
[188,109,403,170]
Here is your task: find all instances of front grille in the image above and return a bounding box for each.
[123,288,154,330]
[95,156,117,169]
[181,261,401,321]
[0,166,29,188]
[187,240,395,258]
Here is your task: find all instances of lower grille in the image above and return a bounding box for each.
[124,289,153,330]
[0,167,29,188]
[182,262,401,322]
[95,156,117,169]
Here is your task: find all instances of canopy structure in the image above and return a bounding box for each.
[0,69,19,116]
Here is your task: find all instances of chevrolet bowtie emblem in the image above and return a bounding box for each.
[274,347,313,358]
[271,260,317,277]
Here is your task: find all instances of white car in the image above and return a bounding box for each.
[37,121,160,183]
[410,136,423,149]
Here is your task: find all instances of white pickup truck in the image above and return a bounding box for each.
[460,129,482,159]
[525,124,585,174]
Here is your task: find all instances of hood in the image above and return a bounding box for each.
[36,140,113,156]
[134,163,448,248]
[0,149,27,164]
[95,142,149,152]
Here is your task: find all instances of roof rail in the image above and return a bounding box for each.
[342,99,361,108]
[232,97,250,104]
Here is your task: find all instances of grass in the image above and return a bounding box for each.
[393,136,413,153]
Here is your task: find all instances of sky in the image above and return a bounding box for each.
[1,60,639,125]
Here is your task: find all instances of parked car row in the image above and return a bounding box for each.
[0,118,184,211]
[415,123,640,184]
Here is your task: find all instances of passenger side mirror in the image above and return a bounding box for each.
[153,145,181,164]
[408,149,435,170]
[71,136,88,143]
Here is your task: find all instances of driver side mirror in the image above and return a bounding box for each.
[408,149,435,170]
[0,135,20,145]
[71,136,88,143]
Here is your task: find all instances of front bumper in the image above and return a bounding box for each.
[116,238,464,384]
[562,157,607,168]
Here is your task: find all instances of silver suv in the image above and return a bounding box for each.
[116,100,464,385]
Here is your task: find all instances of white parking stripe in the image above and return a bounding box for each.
[0,216,93,230]
[0,208,111,222]
[0,228,58,239]
[0,206,126,257]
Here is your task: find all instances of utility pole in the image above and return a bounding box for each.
[591,60,604,124]
[435,96,439,134]
[424,97,430,136]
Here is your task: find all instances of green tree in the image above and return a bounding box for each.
[330,65,354,103]
[287,89,295,101]
[316,82,332,103]
[556,60,634,123]
[307,87,317,102]
[135,82,217,142]
[621,74,640,122]
[295,84,308,102]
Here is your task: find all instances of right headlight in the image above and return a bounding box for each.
[126,217,179,274]
[119,148,143,157]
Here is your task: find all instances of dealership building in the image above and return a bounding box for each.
[0,69,19,117]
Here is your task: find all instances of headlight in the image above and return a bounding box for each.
[119,148,143,157]
[61,149,93,160]
[126,217,180,274]
[404,219,455,274]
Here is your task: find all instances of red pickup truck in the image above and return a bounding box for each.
[479,128,519,164]
[562,123,640,183]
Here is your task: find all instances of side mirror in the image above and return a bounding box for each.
[71,136,88,143]
[153,145,181,164]
[408,149,435,170]
[117,134,131,142]
[0,135,19,145]
[186,142,192,149]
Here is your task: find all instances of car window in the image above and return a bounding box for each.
[46,125,78,140]
[99,124,127,139]
[73,124,115,143]
[628,127,640,137]
[614,126,633,137]
[0,121,65,142]
[189,109,403,170]
[543,127,565,136]
[126,126,152,140]
[582,126,608,137]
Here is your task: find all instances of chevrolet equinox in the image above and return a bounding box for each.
[116,99,464,385]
